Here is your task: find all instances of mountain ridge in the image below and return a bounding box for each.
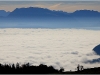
[0,7,100,28]
[6,7,100,18]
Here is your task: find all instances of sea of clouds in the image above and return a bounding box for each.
[0,28,100,71]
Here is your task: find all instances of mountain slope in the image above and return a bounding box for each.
[0,10,10,17]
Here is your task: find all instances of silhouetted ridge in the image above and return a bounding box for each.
[7,7,100,18]
[0,63,100,74]
[8,7,69,18]
[0,63,64,74]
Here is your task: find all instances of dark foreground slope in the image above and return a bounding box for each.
[0,63,63,74]
[0,63,100,74]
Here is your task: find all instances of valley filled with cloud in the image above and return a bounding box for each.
[0,28,100,71]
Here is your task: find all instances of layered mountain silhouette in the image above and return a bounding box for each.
[6,7,100,18]
[0,7,100,28]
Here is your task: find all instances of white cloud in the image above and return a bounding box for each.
[0,28,100,71]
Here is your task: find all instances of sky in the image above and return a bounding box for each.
[0,1,100,12]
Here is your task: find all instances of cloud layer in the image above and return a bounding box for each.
[0,28,100,71]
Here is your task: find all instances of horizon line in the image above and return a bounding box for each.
[1,6,100,13]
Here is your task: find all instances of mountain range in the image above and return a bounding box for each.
[0,7,100,28]
[0,7,100,18]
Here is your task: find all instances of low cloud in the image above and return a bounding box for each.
[0,29,100,71]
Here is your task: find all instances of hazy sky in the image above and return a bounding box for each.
[0,1,100,12]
